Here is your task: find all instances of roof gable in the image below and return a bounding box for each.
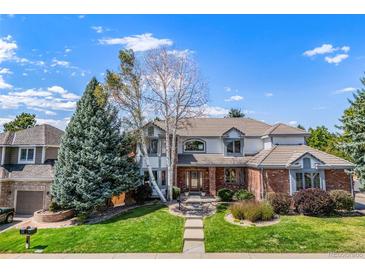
[0,124,64,146]
[263,123,309,136]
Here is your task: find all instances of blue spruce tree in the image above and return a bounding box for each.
[51,78,141,214]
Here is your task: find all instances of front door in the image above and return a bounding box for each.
[186,171,203,191]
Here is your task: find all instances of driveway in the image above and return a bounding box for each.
[0,215,31,233]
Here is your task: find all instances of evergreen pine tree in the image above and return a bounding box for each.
[51,78,140,214]
[339,75,365,184]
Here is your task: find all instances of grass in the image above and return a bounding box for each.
[0,204,184,253]
[204,204,365,253]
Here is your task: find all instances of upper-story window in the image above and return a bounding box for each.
[184,139,205,153]
[303,158,311,169]
[18,147,35,164]
[147,139,158,154]
[225,139,242,155]
[148,126,154,136]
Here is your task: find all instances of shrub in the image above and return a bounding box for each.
[172,186,181,200]
[233,190,255,201]
[293,188,335,216]
[49,201,62,212]
[230,201,274,222]
[217,188,234,202]
[132,183,152,204]
[267,192,292,215]
[330,190,354,211]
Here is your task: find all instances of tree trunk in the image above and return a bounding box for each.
[169,127,177,201]
[165,120,173,201]
[140,132,167,203]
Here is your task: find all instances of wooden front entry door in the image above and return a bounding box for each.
[186,171,203,191]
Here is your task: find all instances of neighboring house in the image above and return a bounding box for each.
[138,118,354,198]
[0,124,64,215]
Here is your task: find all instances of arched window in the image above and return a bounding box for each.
[183,139,205,152]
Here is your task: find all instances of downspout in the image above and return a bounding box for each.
[345,169,354,197]
[260,167,265,200]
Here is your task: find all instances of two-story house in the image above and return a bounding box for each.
[0,124,64,215]
[139,118,354,199]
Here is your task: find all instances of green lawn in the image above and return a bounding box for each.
[0,204,184,253]
[204,205,365,253]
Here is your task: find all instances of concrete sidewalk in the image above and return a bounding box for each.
[1,253,364,259]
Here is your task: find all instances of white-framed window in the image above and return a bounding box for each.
[225,139,242,155]
[183,139,205,153]
[147,139,158,154]
[295,172,321,192]
[18,147,35,164]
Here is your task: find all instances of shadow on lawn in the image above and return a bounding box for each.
[98,203,165,225]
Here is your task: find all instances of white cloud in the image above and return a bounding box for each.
[264,92,273,97]
[224,95,244,102]
[37,117,70,130]
[224,86,232,92]
[288,121,298,126]
[29,107,57,116]
[51,58,70,67]
[304,44,350,65]
[303,44,337,57]
[0,67,12,74]
[0,85,79,112]
[0,35,17,63]
[78,15,85,19]
[0,75,12,89]
[203,105,229,117]
[99,33,173,52]
[65,48,72,53]
[22,72,28,76]
[324,54,349,65]
[91,26,106,33]
[334,87,357,94]
[167,49,194,58]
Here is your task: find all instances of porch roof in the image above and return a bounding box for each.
[177,154,252,166]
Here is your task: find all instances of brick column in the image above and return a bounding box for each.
[209,167,216,196]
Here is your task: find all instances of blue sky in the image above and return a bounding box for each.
[1,15,365,131]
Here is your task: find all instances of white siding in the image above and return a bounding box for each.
[243,138,263,155]
[225,128,241,138]
[263,137,272,150]
[140,156,167,169]
[272,136,305,145]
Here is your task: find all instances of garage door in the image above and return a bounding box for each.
[16,191,44,215]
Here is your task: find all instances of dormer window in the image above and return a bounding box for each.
[18,147,35,164]
[184,139,205,153]
[225,139,242,155]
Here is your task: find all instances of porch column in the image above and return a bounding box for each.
[209,167,216,196]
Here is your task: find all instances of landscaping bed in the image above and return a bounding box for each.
[0,204,184,253]
[204,204,365,253]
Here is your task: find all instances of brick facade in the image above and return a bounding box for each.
[246,168,262,199]
[176,166,352,197]
[325,169,352,192]
[263,169,290,194]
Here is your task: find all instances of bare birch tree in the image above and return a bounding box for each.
[104,49,167,202]
[144,48,208,200]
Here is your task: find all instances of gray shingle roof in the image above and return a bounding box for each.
[247,145,354,168]
[154,118,308,137]
[178,154,253,166]
[0,164,54,180]
[263,123,310,136]
[0,124,64,146]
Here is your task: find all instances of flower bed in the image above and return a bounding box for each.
[33,209,75,223]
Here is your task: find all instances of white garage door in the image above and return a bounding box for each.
[16,191,44,215]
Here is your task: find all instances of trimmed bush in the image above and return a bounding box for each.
[230,201,274,222]
[172,186,181,200]
[267,192,292,215]
[217,188,234,202]
[132,183,152,204]
[330,190,354,211]
[293,188,335,216]
[233,190,255,201]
